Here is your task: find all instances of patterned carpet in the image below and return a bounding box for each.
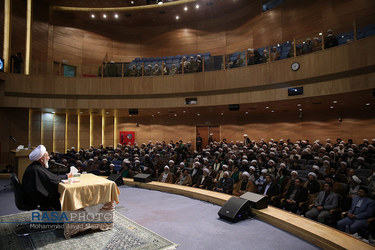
[0,211,178,250]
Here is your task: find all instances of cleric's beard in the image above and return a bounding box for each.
[44,160,49,169]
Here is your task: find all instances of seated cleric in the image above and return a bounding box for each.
[22,145,72,211]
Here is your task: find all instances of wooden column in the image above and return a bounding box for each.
[3,0,11,73]
[25,0,32,75]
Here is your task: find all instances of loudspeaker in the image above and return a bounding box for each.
[107,173,123,186]
[218,197,252,222]
[240,192,268,209]
[133,173,152,183]
[228,104,240,111]
[129,108,138,115]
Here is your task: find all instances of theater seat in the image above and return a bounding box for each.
[11,173,37,211]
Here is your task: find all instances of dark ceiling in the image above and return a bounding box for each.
[45,0,257,26]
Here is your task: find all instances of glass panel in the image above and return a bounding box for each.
[63,64,76,77]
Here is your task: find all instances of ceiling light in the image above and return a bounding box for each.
[184,6,188,11]
[103,14,107,19]
[176,15,179,20]
[91,14,95,18]
[114,14,119,19]
[333,100,338,104]
[195,4,199,9]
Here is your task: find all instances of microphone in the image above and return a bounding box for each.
[50,162,66,168]
[9,136,18,143]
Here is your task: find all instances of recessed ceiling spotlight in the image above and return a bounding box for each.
[184,6,188,11]
[330,106,334,109]
[103,14,107,19]
[195,4,199,9]
[176,15,179,20]
[333,100,338,104]
[91,14,95,18]
[114,14,119,19]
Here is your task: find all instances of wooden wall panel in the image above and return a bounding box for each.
[41,113,53,152]
[0,108,28,169]
[54,113,65,153]
[30,110,41,147]
[91,115,102,148]
[67,114,78,150]
[104,116,114,147]
[79,115,90,149]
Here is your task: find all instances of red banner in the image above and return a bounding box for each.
[119,131,135,145]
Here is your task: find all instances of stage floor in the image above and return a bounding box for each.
[0,179,319,250]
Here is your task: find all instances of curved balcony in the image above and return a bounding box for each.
[1,35,375,110]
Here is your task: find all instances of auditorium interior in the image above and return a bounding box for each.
[1,0,375,249]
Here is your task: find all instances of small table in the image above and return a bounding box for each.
[58,174,120,238]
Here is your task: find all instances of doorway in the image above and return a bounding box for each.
[196,125,220,149]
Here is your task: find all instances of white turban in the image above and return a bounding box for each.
[291,170,298,176]
[164,165,170,170]
[222,164,228,169]
[29,145,46,161]
[203,168,209,173]
[312,165,320,171]
[180,162,185,166]
[224,171,229,176]
[352,175,361,184]
[250,166,256,171]
[261,169,268,174]
[308,172,317,179]
[169,160,174,164]
[243,171,250,178]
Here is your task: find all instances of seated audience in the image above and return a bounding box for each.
[233,171,255,196]
[312,37,322,52]
[282,178,308,214]
[260,174,280,203]
[158,166,173,183]
[175,169,192,186]
[270,46,280,61]
[337,187,375,234]
[214,171,234,194]
[324,29,338,49]
[305,182,339,224]
[194,168,213,189]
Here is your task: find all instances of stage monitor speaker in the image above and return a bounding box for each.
[129,108,139,115]
[107,173,123,186]
[133,173,152,183]
[240,192,268,209]
[218,197,251,222]
[228,104,240,111]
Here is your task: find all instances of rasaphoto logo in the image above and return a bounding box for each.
[31,211,114,224]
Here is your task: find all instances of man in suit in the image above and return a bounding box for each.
[337,186,375,234]
[191,162,203,186]
[282,178,308,214]
[305,182,339,224]
[261,174,280,204]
